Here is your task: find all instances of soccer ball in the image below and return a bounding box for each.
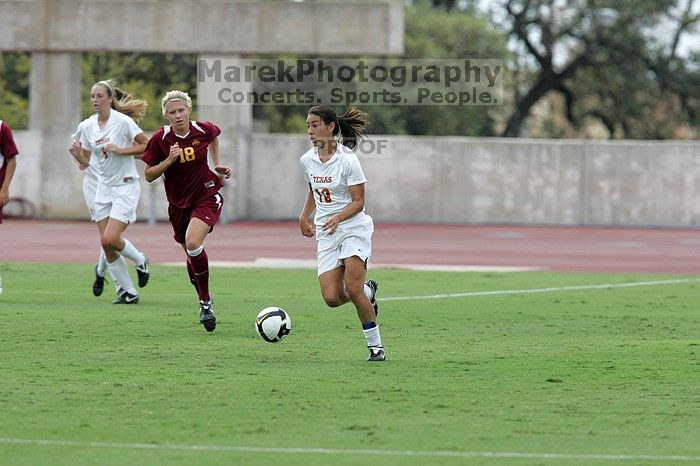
[255,307,291,343]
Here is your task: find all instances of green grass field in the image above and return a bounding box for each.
[0,262,698,465]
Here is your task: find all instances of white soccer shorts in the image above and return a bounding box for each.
[81,173,99,221]
[93,181,139,224]
[316,215,374,276]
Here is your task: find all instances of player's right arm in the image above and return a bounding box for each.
[144,143,180,182]
[68,140,90,169]
[0,157,16,207]
[298,184,316,237]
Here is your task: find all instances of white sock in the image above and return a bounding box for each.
[119,239,146,266]
[105,261,120,292]
[107,256,137,295]
[363,325,382,348]
[97,249,108,277]
[363,283,373,300]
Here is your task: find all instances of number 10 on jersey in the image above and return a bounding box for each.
[315,188,331,203]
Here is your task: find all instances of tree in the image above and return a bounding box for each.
[497,0,699,138]
[431,0,459,10]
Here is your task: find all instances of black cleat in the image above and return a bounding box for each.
[93,265,106,297]
[367,346,386,362]
[112,288,139,304]
[136,258,150,288]
[365,279,379,316]
[199,300,216,332]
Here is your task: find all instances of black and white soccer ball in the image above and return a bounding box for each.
[255,307,291,343]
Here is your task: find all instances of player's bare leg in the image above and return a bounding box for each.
[318,267,350,307]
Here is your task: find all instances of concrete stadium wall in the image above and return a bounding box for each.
[0,0,404,55]
[0,0,404,222]
[246,135,700,227]
[9,132,700,227]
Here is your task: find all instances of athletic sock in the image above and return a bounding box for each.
[362,322,382,348]
[187,247,210,302]
[97,248,108,277]
[119,238,146,266]
[186,258,200,293]
[363,283,373,300]
[104,257,120,292]
[107,256,137,295]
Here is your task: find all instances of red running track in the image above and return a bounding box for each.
[1,219,699,274]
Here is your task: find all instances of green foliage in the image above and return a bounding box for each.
[80,52,198,131]
[254,3,509,137]
[1,263,699,465]
[0,52,30,129]
[0,2,695,138]
[384,3,510,136]
[405,2,507,59]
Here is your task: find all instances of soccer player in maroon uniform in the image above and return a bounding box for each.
[0,120,19,224]
[0,119,19,295]
[142,90,232,332]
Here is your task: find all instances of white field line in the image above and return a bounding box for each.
[0,438,698,462]
[15,278,700,300]
[382,278,700,301]
[161,259,543,273]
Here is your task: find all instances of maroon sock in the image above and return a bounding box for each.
[186,258,199,294]
[188,249,210,302]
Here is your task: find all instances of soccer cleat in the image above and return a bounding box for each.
[135,257,150,288]
[199,300,216,332]
[112,288,139,304]
[366,279,379,316]
[367,346,386,362]
[93,265,106,297]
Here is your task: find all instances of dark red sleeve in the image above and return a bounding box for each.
[0,122,19,159]
[200,121,222,141]
[141,128,165,166]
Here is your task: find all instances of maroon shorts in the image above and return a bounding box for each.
[168,192,224,244]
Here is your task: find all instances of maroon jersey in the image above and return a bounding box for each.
[142,121,222,209]
[0,121,19,185]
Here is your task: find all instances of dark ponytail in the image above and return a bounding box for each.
[308,105,369,150]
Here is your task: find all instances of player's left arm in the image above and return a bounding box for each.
[208,136,232,179]
[0,156,17,207]
[104,132,148,156]
[322,183,365,234]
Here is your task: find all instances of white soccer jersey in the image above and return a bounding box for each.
[80,110,142,186]
[299,143,369,227]
[72,119,99,180]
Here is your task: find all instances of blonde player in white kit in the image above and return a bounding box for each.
[69,119,123,298]
[71,80,150,304]
[298,106,385,362]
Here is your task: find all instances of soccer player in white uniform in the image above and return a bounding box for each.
[69,119,120,298]
[71,80,150,304]
[298,105,385,362]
